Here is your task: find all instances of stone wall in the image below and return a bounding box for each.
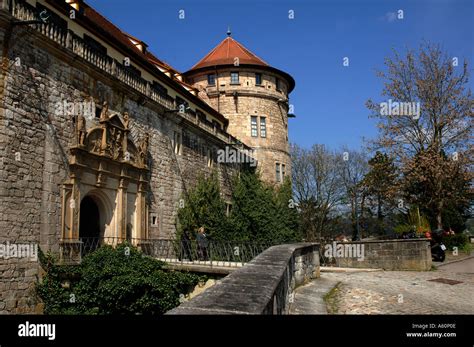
[332,239,432,271]
[0,7,239,313]
[167,243,320,315]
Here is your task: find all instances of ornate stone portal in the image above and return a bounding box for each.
[60,108,149,260]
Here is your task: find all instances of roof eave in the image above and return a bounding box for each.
[184,63,295,93]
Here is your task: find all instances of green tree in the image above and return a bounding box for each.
[361,151,398,232]
[177,169,301,244]
[402,147,472,230]
[228,171,301,243]
[176,172,229,240]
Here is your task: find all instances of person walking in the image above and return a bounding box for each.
[196,226,209,261]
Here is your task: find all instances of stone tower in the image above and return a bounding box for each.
[184,32,295,184]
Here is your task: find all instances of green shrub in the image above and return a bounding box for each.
[393,223,414,235]
[37,243,200,315]
[442,233,469,250]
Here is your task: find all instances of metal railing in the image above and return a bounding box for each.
[59,237,271,267]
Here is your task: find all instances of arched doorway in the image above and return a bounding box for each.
[79,196,101,239]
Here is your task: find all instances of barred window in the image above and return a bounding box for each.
[276,163,281,182]
[251,116,258,137]
[260,117,266,138]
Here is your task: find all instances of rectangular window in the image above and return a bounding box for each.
[255,73,262,85]
[197,110,207,123]
[230,72,239,84]
[251,116,258,137]
[173,131,182,155]
[260,117,266,138]
[150,213,158,226]
[276,163,281,182]
[152,81,168,97]
[207,74,216,86]
[281,164,286,180]
[83,34,107,55]
[276,78,281,91]
[126,64,142,77]
[212,120,222,131]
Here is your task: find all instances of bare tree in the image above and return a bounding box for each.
[338,148,369,239]
[291,144,345,241]
[366,43,473,161]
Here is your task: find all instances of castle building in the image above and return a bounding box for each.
[184,32,295,184]
[0,0,295,313]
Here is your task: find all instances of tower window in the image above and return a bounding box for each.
[207,74,216,86]
[276,163,281,182]
[251,116,258,137]
[255,73,262,85]
[281,164,286,180]
[230,72,239,84]
[276,78,281,91]
[260,117,266,138]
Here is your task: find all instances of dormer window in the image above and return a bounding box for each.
[65,0,80,11]
[125,34,148,54]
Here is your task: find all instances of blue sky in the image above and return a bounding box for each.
[87,0,473,151]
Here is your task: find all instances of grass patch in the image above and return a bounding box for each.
[324,282,342,314]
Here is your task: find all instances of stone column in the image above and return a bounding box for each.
[69,177,81,240]
[61,183,72,240]
[135,180,147,240]
[60,175,81,263]
[117,176,128,241]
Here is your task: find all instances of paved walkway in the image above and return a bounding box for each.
[436,257,474,274]
[291,258,474,314]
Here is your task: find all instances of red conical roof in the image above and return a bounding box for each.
[190,36,269,70]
